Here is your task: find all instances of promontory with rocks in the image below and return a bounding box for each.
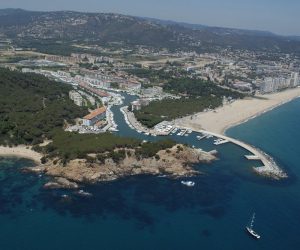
[23,144,217,189]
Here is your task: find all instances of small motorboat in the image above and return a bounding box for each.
[76,189,93,197]
[158,175,167,178]
[181,181,195,187]
[60,194,72,202]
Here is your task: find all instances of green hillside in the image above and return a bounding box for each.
[0,68,87,145]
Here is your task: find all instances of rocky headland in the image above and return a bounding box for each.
[24,144,217,189]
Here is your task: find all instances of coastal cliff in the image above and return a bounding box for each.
[24,144,216,188]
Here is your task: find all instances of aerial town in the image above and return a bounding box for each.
[1,37,300,136]
[2,6,300,250]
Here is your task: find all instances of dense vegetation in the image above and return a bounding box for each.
[126,68,194,86]
[37,129,140,163]
[134,97,223,128]
[135,77,244,127]
[135,139,176,159]
[16,39,83,56]
[0,68,87,145]
[163,78,244,99]
[126,68,173,84]
[0,68,178,162]
[35,130,176,163]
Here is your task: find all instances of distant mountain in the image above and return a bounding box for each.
[140,17,208,30]
[0,9,299,54]
[142,17,276,37]
[288,36,300,41]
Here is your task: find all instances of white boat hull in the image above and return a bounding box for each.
[246,227,261,239]
[181,181,195,187]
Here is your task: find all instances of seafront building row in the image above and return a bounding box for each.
[260,72,300,93]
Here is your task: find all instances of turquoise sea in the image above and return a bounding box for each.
[1,97,300,250]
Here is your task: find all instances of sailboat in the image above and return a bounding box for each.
[246,213,261,239]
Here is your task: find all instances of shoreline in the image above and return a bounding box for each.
[222,94,300,135]
[0,145,42,164]
[2,87,297,181]
[174,87,300,135]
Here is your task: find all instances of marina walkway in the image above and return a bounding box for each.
[198,129,287,179]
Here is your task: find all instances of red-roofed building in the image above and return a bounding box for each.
[82,107,107,126]
[79,82,109,97]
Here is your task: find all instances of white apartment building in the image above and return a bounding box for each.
[69,90,83,106]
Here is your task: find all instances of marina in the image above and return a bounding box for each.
[196,135,206,140]
[74,85,288,182]
[165,123,288,179]
[117,92,287,180]
[213,138,229,145]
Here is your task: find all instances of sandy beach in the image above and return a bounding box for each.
[0,145,42,163]
[174,87,300,134]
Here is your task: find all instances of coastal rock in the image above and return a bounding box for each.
[44,182,64,189]
[34,144,217,185]
[209,149,218,155]
[253,167,288,180]
[21,167,45,174]
[43,177,79,189]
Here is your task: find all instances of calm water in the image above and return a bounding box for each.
[1,97,300,250]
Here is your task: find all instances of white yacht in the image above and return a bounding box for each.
[246,213,261,239]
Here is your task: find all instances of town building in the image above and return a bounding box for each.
[232,81,252,92]
[45,55,80,64]
[78,82,110,97]
[141,86,163,96]
[260,77,290,93]
[290,72,299,87]
[82,107,107,126]
[78,90,96,106]
[118,81,142,91]
[260,72,300,93]
[69,90,83,106]
[131,99,150,111]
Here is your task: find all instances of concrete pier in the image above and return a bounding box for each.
[245,155,260,160]
[121,106,172,136]
[121,106,153,134]
[199,129,287,179]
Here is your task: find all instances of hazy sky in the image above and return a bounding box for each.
[1,0,299,36]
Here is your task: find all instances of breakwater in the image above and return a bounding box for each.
[179,128,287,180]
